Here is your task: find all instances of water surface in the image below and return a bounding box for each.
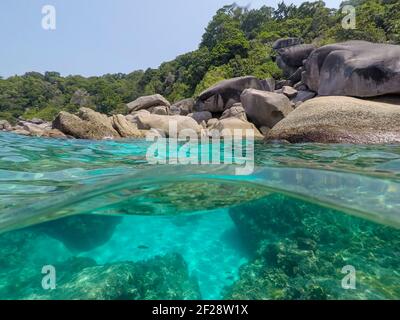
[0,132,399,299]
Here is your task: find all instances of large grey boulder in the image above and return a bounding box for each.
[171,98,194,116]
[127,94,170,113]
[291,90,316,104]
[272,38,303,50]
[53,108,120,140]
[303,41,400,97]
[277,44,316,68]
[195,76,272,113]
[267,96,400,144]
[188,111,212,124]
[241,89,294,129]
[220,103,247,122]
[149,106,169,115]
[276,45,314,79]
[135,114,201,137]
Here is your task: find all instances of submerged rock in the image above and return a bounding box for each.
[0,228,201,300]
[37,214,122,252]
[303,41,400,97]
[267,96,400,144]
[48,253,201,300]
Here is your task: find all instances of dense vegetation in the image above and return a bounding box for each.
[1,0,399,123]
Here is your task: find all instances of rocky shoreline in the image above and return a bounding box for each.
[2,39,400,144]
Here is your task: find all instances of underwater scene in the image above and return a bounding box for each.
[0,131,399,300]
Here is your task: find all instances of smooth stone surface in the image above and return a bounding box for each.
[272,37,303,50]
[282,86,298,99]
[171,98,194,116]
[111,114,144,138]
[209,117,264,139]
[267,96,400,144]
[127,94,170,112]
[188,111,212,124]
[220,103,247,122]
[291,90,316,104]
[150,106,169,115]
[303,41,400,97]
[195,76,272,113]
[53,108,120,140]
[135,114,201,137]
[241,89,293,129]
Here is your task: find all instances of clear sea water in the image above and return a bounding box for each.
[0,131,399,300]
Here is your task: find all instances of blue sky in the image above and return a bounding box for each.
[0,0,342,78]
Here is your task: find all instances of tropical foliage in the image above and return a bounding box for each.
[1,1,398,122]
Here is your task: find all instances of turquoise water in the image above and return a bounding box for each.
[0,131,399,299]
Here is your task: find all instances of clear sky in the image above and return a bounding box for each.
[0,0,342,78]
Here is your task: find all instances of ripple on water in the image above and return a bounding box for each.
[1,156,29,162]
[0,132,399,300]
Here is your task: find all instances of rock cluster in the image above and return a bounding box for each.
[265,39,400,143]
[3,40,400,144]
[53,107,144,140]
[0,118,67,138]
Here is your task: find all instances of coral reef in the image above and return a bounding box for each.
[225,194,400,300]
[50,253,201,300]
[0,228,201,300]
